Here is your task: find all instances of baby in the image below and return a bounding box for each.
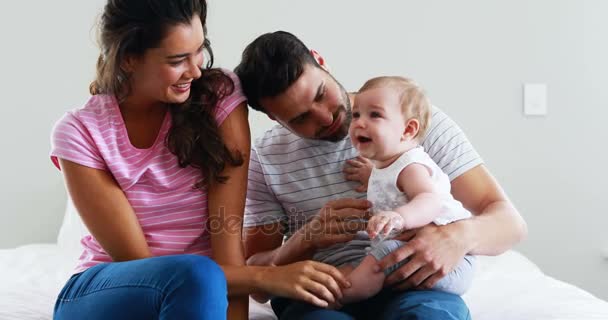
[315,76,476,304]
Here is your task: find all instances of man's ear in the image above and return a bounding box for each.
[310,49,331,72]
[402,118,420,141]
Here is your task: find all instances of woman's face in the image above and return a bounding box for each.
[127,15,205,105]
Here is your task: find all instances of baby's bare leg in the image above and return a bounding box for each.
[340,255,385,304]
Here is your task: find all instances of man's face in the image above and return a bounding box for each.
[260,64,352,142]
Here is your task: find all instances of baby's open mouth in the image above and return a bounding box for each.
[357,136,372,143]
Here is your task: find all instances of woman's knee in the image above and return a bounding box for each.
[171,255,227,300]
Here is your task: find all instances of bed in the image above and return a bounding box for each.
[2,201,608,320]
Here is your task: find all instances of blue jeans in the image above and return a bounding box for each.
[271,289,471,320]
[54,255,227,320]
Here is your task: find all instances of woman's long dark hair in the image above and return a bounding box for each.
[90,0,242,189]
[168,70,243,189]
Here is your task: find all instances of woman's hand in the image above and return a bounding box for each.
[257,261,351,308]
[343,156,373,192]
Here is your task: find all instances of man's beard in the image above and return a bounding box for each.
[318,80,352,142]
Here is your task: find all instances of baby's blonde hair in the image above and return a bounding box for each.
[359,76,431,139]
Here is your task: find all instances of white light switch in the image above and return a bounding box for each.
[524,83,547,116]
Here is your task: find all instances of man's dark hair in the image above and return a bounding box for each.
[234,31,320,113]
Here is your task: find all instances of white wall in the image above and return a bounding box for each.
[0,1,103,248]
[1,0,606,300]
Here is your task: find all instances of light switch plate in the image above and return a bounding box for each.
[524,83,547,116]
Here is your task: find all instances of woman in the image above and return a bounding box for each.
[51,1,349,319]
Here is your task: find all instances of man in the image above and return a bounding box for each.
[235,31,527,319]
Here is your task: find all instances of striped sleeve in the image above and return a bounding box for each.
[50,113,106,171]
[422,106,483,181]
[244,147,286,228]
[214,70,247,125]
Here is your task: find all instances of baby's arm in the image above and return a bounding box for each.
[340,255,385,304]
[368,163,443,238]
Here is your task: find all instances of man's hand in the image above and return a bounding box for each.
[367,211,405,239]
[300,198,371,250]
[378,222,469,290]
[343,156,373,192]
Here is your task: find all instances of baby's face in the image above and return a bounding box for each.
[350,87,407,162]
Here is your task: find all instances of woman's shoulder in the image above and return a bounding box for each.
[213,68,242,95]
[212,69,247,125]
[50,94,118,171]
[75,94,117,120]
[219,68,239,83]
[51,94,121,148]
[55,94,118,129]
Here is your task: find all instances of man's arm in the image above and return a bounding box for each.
[244,198,371,266]
[243,142,307,266]
[243,206,367,306]
[244,222,315,266]
[451,164,527,255]
[428,106,527,253]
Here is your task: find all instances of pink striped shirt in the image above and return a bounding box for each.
[50,71,246,273]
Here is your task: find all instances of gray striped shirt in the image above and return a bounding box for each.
[244,106,483,237]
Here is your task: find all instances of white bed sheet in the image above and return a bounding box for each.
[1,244,607,320]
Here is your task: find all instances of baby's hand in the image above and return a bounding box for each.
[367,211,405,239]
[343,156,374,192]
